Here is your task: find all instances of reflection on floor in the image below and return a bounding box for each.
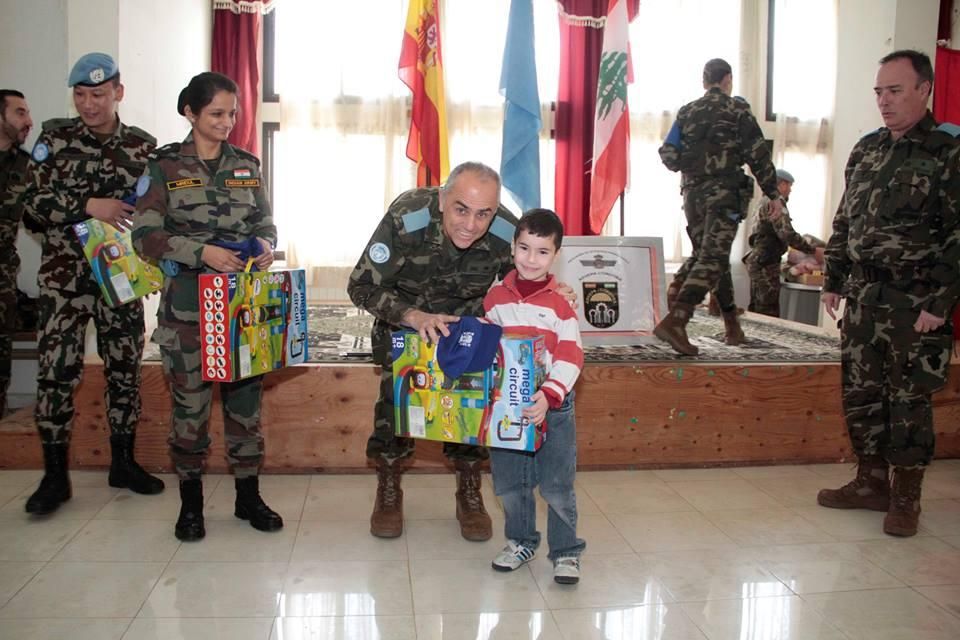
[0,462,958,639]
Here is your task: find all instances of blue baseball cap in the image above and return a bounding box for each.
[436,317,503,380]
[68,52,119,87]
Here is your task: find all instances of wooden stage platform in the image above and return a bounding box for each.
[2,313,958,472]
[3,349,959,474]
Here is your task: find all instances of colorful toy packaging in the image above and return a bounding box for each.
[392,331,547,451]
[73,219,164,306]
[198,269,308,382]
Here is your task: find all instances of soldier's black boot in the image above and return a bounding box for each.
[884,466,924,537]
[371,457,404,538]
[234,476,283,532]
[454,459,493,541]
[175,479,205,541]
[25,443,72,515]
[817,455,890,511]
[108,433,165,495]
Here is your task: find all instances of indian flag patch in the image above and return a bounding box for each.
[233,169,252,179]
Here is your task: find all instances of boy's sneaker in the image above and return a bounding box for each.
[492,540,535,572]
[553,557,580,584]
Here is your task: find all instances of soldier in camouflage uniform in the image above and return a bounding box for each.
[745,169,824,317]
[818,50,960,538]
[656,58,783,356]
[132,72,282,542]
[0,90,33,417]
[19,53,165,516]
[348,162,517,541]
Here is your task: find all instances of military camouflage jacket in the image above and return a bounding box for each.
[347,187,517,364]
[20,117,156,292]
[824,113,960,316]
[748,196,815,266]
[131,132,276,270]
[0,146,29,227]
[659,88,779,200]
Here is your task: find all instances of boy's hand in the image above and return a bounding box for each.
[522,390,549,426]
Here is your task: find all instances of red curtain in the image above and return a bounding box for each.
[934,46,960,124]
[212,1,274,156]
[554,0,639,236]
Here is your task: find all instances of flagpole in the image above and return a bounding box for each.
[618,191,625,236]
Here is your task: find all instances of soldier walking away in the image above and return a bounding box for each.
[656,58,783,355]
[818,50,960,537]
[348,162,517,542]
[744,169,825,317]
[0,90,33,417]
[132,72,281,541]
[19,53,164,516]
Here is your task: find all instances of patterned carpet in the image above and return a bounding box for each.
[144,304,839,364]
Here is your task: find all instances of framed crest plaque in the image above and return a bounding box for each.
[551,237,667,345]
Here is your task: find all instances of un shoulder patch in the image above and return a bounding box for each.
[369,242,391,264]
[31,142,50,163]
[135,174,151,197]
[936,122,960,138]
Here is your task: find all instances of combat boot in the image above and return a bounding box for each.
[25,442,72,515]
[371,457,404,538]
[884,466,924,537]
[108,433,165,495]
[666,282,681,312]
[653,303,699,356]
[455,460,492,541]
[817,455,890,511]
[721,308,746,346]
[235,476,284,532]
[175,478,205,541]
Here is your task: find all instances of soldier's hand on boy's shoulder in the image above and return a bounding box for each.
[522,390,549,427]
[403,309,459,344]
[913,310,945,334]
[555,281,578,310]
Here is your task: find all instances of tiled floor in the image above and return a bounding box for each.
[0,462,958,639]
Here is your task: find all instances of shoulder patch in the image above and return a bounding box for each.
[488,216,516,244]
[31,141,50,163]
[125,125,157,147]
[153,142,182,160]
[41,117,75,132]
[401,207,430,233]
[936,122,960,138]
[368,242,391,264]
[231,145,261,166]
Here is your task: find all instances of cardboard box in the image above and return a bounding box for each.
[73,219,163,306]
[788,272,824,286]
[198,269,308,382]
[392,331,547,452]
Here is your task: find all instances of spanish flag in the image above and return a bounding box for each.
[399,0,449,186]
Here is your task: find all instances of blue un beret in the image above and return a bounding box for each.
[68,52,119,88]
[776,169,795,184]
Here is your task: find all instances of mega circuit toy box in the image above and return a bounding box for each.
[198,269,308,382]
[73,219,164,307]
[392,331,547,452]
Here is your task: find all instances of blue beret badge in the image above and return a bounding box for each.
[135,174,151,197]
[32,142,49,163]
[369,242,390,264]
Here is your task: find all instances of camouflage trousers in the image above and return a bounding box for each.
[746,260,781,317]
[840,300,952,467]
[0,223,19,413]
[154,273,264,480]
[35,285,144,444]
[673,183,738,309]
[368,349,488,463]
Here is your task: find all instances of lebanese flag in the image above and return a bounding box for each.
[399,0,450,186]
[588,0,631,234]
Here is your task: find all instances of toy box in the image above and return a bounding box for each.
[73,219,164,307]
[392,331,547,452]
[198,269,308,382]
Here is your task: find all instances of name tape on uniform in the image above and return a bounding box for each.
[224,178,260,188]
[166,178,204,190]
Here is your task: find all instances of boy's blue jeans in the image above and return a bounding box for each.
[490,391,586,561]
